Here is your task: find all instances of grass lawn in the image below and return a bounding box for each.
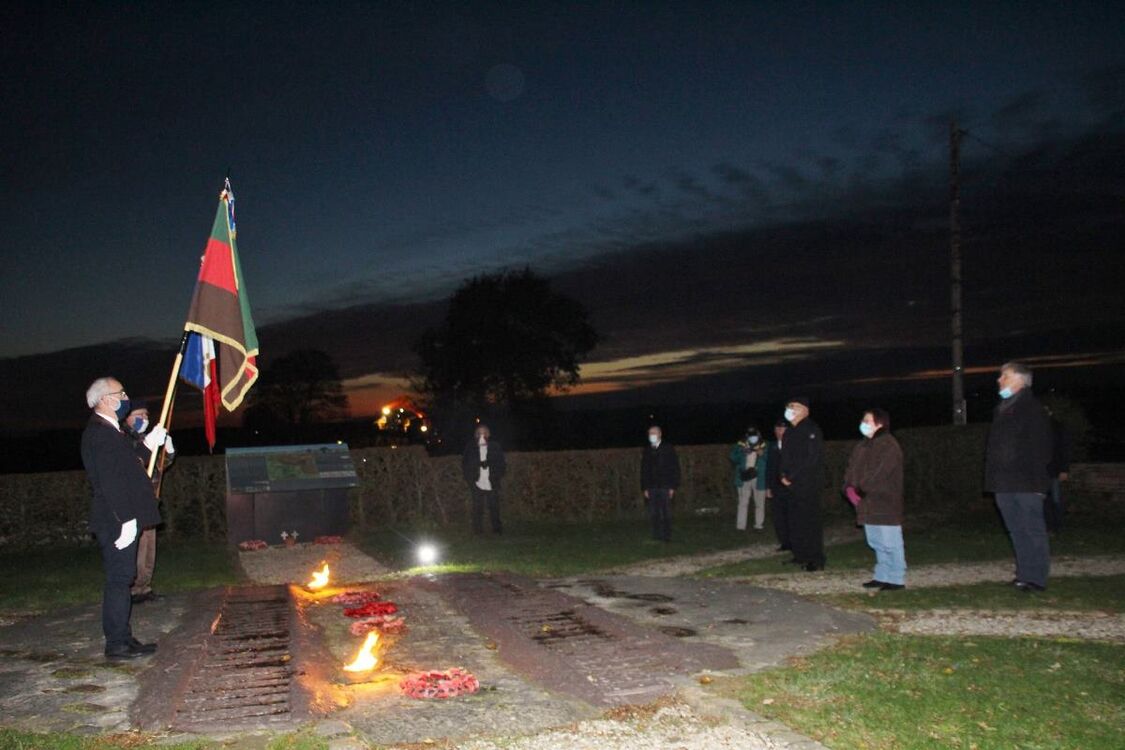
[0,542,239,615]
[356,516,765,577]
[0,728,330,749]
[820,575,1125,613]
[698,510,1125,578]
[720,633,1125,750]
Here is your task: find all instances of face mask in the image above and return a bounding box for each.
[998,387,1014,399]
[859,422,876,438]
[748,435,760,445]
[648,434,660,446]
[478,436,487,445]
[132,416,149,433]
[783,408,797,423]
[113,397,131,421]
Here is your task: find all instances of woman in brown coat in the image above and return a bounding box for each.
[843,408,906,590]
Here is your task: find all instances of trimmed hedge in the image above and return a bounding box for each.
[0,425,990,547]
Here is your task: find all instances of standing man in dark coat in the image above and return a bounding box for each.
[640,425,681,542]
[779,397,825,571]
[766,419,790,552]
[81,377,164,659]
[462,424,506,535]
[985,361,1053,591]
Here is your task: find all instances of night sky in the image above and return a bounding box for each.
[2,1,1123,430]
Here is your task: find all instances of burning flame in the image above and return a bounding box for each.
[343,631,380,672]
[307,563,330,590]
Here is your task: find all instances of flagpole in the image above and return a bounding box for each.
[147,330,190,477]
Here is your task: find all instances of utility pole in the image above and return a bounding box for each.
[950,120,967,425]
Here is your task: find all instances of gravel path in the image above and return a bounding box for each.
[883,609,1125,642]
[237,542,390,585]
[725,555,1125,596]
[454,701,828,750]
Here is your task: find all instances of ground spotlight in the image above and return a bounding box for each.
[416,542,439,566]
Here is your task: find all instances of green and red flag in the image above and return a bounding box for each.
[180,180,259,447]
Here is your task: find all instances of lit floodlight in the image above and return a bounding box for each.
[416,543,439,566]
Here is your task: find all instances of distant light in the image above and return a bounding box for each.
[420,425,428,433]
[381,406,391,416]
[336,440,343,445]
[416,543,439,566]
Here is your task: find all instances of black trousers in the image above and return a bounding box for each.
[788,486,825,566]
[94,524,138,649]
[647,488,672,541]
[772,487,792,549]
[470,486,502,534]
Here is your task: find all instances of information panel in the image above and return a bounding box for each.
[225,443,358,494]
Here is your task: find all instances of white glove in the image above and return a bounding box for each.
[114,519,138,550]
[143,425,168,452]
[165,435,175,455]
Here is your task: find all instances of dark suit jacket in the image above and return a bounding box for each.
[984,389,1052,493]
[779,418,824,495]
[81,415,162,532]
[462,440,507,488]
[641,442,681,491]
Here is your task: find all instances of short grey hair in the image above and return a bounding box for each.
[85,377,115,409]
[1000,361,1033,387]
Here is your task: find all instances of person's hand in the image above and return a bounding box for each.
[766,489,773,499]
[143,425,168,452]
[114,519,138,550]
[669,489,675,499]
[643,490,650,499]
[781,477,792,487]
[165,435,175,455]
[1059,472,1069,482]
[845,486,862,507]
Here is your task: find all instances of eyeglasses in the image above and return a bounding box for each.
[104,390,127,399]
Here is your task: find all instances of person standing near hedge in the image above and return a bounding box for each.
[985,361,1053,592]
[779,397,825,571]
[120,400,174,605]
[844,408,906,591]
[767,419,790,552]
[729,427,768,531]
[81,377,164,660]
[462,424,506,535]
[641,425,681,542]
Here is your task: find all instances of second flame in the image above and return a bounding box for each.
[307,563,330,590]
[343,631,379,672]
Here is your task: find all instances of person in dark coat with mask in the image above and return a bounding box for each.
[985,361,1053,591]
[778,397,825,571]
[80,377,165,659]
[641,425,680,542]
[844,408,906,590]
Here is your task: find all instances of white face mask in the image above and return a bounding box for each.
[648,434,660,446]
[859,422,876,438]
[748,435,760,445]
[478,436,487,445]
[783,407,797,423]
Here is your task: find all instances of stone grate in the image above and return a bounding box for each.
[171,586,294,730]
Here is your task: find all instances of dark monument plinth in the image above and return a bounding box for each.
[225,443,358,546]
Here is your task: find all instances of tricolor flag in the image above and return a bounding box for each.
[179,180,259,449]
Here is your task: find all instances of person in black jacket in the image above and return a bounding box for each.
[778,398,825,571]
[80,377,164,659]
[985,362,1053,591]
[461,424,506,535]
[766,419,790,552]
[640,425,680,542]
[120,400,175,604]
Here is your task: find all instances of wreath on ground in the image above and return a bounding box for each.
[400,668,480,699]
[349,614,407,636]
[238,539,268,551]
[315,535,343,545]
[344,601,399,618]
[331,590,381,606]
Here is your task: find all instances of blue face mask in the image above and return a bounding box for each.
[859,422,876,438]
[131,416,149,433]
[783,407,797,423]
[114,397,131,421]
[998,387,1014,399]
[748,435,760,445]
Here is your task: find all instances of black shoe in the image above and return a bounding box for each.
[128,638,158,654]
[862,580,884,589]
[1014,581,1046,593]
[803,562,824,572]
[131,592,149,604]
[783,557,802,565]
[105,642,156,660]
[879,583,905,591]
